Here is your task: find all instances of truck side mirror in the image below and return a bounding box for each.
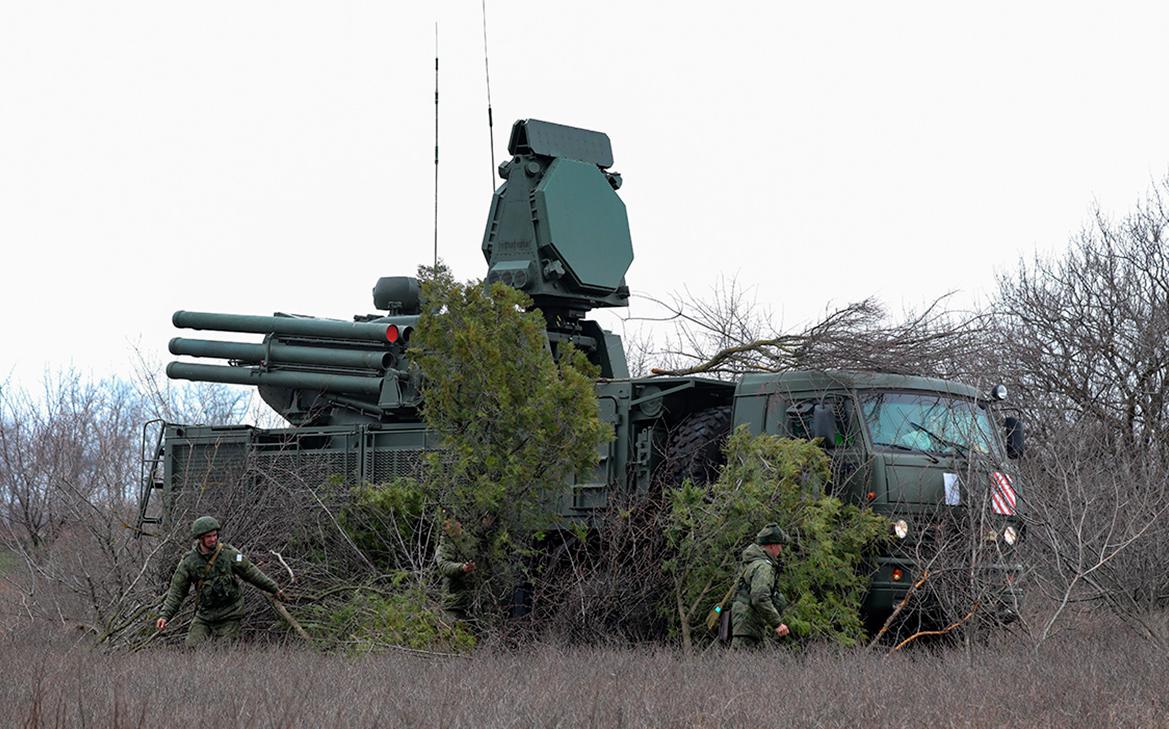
[813,404,838,448]
[1004,417,1024,459]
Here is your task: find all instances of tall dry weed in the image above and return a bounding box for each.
[1,625,1164,729]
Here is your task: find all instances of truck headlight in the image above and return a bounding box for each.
[1003,526,1018,545]
[893,519,910,539]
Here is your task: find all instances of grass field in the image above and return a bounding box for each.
[2,625,1165,728]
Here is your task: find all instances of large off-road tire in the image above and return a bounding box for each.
[656,405,733,488]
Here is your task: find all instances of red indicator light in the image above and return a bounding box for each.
[891,568,904,582]
[385,325,400,343]
[866,491,877,502]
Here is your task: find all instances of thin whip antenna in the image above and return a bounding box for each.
[433,22,439,269]
[481,0,496,192]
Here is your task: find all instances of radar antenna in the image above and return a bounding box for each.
[433,22,440,268]
[481,0,496,192]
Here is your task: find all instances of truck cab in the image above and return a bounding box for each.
[731,370,1025,623]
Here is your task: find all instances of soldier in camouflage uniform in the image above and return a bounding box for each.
[730,522,791,649]
[155,516,285,648]
[435,517,477,621]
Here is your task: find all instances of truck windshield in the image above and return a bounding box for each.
[860,392,1000,459]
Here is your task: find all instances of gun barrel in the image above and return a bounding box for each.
[166,362,383,396]
[169,338,391,371]
[172,310,395,343]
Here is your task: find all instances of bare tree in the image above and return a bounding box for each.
[0,369,167,634]
[617,324,660,379]
[995,176,1169,448]
[128,346,276,427]
[0,366,289,641]
[0,370,142,548]
[992,175,1169,646]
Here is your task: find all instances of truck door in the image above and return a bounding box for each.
[785,395,868,501]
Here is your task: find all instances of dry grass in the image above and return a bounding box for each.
[0,549,17,575]
[2,624,1165,729]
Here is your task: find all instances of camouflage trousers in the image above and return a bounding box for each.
[730,635,764,650]
[186,616,241,648]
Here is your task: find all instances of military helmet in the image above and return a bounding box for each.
[755,522,790,546]
[190,515,221,539]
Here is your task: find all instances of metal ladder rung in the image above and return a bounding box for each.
[136,419,167,535]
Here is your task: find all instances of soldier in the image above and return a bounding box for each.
[730,522,791,649]
[155,516,286,648]
[435,516,477,621]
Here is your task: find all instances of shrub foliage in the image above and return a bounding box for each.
[664,428,888,648]
[409,265,611,627]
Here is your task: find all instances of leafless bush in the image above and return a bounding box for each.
[1017,421,1169,648]
[149,456,368,644]
[530,493,670,644]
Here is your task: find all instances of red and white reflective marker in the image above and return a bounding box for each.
[991,472,1017,515]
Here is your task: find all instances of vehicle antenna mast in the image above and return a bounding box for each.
[481,0,496,192]
[433,22,439,269]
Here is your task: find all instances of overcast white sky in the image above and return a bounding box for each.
[3,2,1169,391]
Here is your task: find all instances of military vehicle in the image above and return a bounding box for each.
[140,119,1024,627]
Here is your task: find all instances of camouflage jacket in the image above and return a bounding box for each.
[435,531,475,615]
[160,543,279,623]
[730,543,788,640]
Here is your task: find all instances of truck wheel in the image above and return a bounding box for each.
[657,405,732,488]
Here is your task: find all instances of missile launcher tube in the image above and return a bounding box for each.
[166,362,383,396]
[168,337,391,370]
[172,311,396,343]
